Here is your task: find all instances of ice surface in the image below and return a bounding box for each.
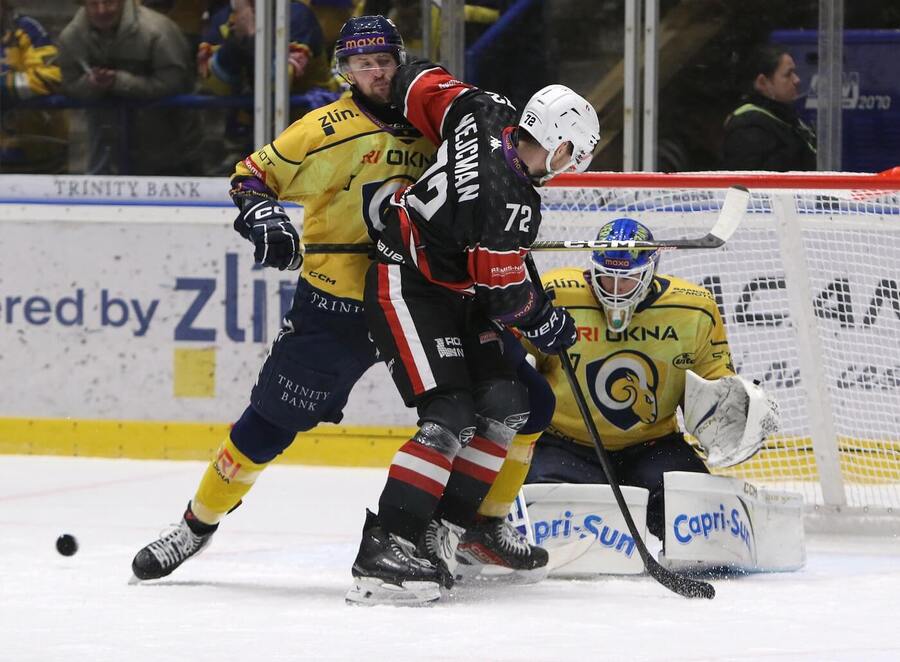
[2,456,898,661]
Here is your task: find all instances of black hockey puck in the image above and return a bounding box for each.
[56,534,78,556]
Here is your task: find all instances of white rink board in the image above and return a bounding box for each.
[0,201,407,424]
[1,176,899,438]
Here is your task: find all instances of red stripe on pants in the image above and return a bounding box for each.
[376,263,426,394]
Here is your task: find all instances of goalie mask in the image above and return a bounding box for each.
[334,15,406,76]
[589,218,660,332]
[519,84,600,185]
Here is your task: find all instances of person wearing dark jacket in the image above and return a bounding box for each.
[56,0,198,174]
[722,46,816,171]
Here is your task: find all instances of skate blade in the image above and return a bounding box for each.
[128,574,142,585]
[455,562,548,585]
[345,577,441,607]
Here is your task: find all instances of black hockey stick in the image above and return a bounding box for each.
[524,254,715,600]
[303,186,750,255]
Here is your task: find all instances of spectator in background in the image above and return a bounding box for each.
[196,0,338,172]
[721,45,817,171]
[0,1,68,172]
[197,0,336,96]
[56,0,200,175]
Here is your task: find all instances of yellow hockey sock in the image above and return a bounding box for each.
[477,431,540,519]
[191,437,269,525]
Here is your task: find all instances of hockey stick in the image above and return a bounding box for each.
[303,186,750,255]
[529,184,747,252]
[524,253,715,599]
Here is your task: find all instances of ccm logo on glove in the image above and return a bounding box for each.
[234,198,301,271]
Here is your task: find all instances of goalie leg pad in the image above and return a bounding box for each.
[520,483,649,576]
[662,471,805,572]
[616,433,709,540]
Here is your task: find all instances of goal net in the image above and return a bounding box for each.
[538,171,900,531]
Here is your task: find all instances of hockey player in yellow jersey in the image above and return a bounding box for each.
[477,217,742,545]
[532,233,733,454]
[131,16,436,582]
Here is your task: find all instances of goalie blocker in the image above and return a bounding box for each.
[512,473,804,575]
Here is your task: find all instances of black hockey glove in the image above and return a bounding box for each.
[517,299,577,355]
[233,197,301,271]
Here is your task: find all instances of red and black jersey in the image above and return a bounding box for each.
[380,58,544,326]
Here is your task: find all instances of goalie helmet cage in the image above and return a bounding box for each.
[539,170,900,534]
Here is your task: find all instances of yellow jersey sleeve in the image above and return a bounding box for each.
[232,97,436,301]
[232,113,322,200]
[688,292,735,381]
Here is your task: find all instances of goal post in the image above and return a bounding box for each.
[539,170,900,532]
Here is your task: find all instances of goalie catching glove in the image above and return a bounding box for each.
[682,371,780,468]
[233,196,302,271]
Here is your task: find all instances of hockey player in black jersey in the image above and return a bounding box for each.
[347,59,600,605]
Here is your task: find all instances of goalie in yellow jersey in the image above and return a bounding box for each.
[468,217,778,577]
[131,16,438,582]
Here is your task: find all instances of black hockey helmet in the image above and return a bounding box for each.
[334,15,406,67]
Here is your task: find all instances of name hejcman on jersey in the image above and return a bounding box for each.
[452,113,479,201]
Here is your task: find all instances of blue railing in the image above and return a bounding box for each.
[14,90,334,111]
[9,89,339,175]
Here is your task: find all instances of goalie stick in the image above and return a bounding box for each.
[302,185,750,255]
[524,253,715,600]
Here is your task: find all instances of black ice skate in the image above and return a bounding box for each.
[130,502,218,582]
[417,518,461,590]
[455,516,549,584]
[345,510,443,606]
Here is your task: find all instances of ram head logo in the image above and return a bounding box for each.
[586,351,660,430]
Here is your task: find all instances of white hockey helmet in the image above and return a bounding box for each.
[519,84,600,184]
